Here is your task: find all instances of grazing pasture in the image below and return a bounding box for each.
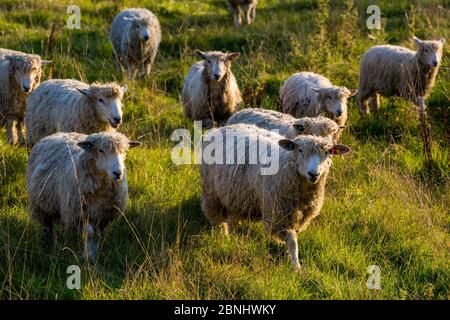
[0,0,448,299]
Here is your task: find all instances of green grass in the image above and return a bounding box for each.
[0,0,449,300]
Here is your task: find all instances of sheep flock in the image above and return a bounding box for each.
[0,1,446,273]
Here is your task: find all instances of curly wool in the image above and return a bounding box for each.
[25,79,125,147]
[26,131,131,229]
[227,108,342,140]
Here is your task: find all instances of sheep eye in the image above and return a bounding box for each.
[98,98,104,103]
[327,96,332,100]
[98,149,105,154]
[298,149,303,154]
[136,25,140,29]
[16,66,19,70]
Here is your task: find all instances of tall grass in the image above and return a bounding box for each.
[0,0,448,299]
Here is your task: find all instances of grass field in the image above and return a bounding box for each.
[0,0,449,300]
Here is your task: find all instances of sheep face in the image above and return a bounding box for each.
[317,87,355,120]
[414,37,446,69]
[77,135,140,181]
[132,18,152,42]
[195,50,240,82]
[78,85,127,128]
[279,137,350,184]
[8,56,42,94]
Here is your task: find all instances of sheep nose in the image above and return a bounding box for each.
[143,35,149,41]
[213,74,221,80]
[112,171,123,180]
[308,172,319,181]
[432,61,438,67]
[336,110,342,117]
[23,86,31,92]
[113,117,122,124]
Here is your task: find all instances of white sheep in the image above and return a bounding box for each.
[280,71,356,128]
[226,0,259,28]
[227,108,344,140]
[0,49,51,145]
[357,36,446,114]
[25,79,127,148]
[200,124,351,269]
[26,131,140,260]
[109,8,161,79]
[182,50,242,128]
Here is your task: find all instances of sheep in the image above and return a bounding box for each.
[182,50,242,128]
[0,49,51,145]
[109,8,161,79]
[280,72,356,128]
[200,124,351,269]
[25,79,127,148]
[225,0,259,28]
[26,131,141,261]
[227,108,344,140]
[357,36,446,115]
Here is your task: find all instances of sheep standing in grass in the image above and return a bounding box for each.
[109,8,161,79]
[280,72,356,129]
[227,108,344,140]
[26,131,140,261]
[25,79,127,148]
[182,50,242,128]
[200,124,351,269]
[226,0,259,28]
[0,49,50,145]
[357,36,446,115]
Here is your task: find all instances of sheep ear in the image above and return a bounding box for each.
[227,52,241,60]
[123,17,133,21]
[128,141,141,148]
[77,141,93,152]
[278,139,296,151]
[339,125,346,129]
[349,89,358,97]
[312,88,320,93]
[41,60,52,65]
[293,124,305,133]
[439,38,446,45]
[121,84,128,93]
[413,36,423,46]
[329,144,351,155]
[195,50,206,60]
[76,88,90,97]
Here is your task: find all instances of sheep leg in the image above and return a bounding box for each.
[357,90,372,116]
[369,93,380,113]
[201,196,229,236]
[42,216,54,252]
[83,223,100,262]
[243,4,252,25]
[6,115,19,146]
[250,5,256,21]
[284,229,301,270]
[229,6,242,28]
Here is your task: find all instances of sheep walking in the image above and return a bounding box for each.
[25,79,127,148]
[26,132,140,260]
[109,8,161,79]
[227,108,344,140]
[280,72,356,129]
[0,49,50,145]
[200,124,351,269]
[182,50,242,128]
[226,0,259,28]
[357,36,446,114]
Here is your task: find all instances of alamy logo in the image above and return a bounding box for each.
[66,265,81,290]
[66,5,81,30]
[366,265,381,290]
[366,5,381,30]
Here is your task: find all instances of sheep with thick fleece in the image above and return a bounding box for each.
[200,124,351,269]
[25,79,127,148]
[182,50,242,128]
[226,0,259,28]
[357,36,446,114]
[227,108,344,140]
[0,49,50,145]
[109,8,161,79]
[280,72,356,128]
[26,131,140,260]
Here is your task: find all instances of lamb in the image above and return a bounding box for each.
[357,36,446,114]
[109,8,161,79]
[26,131,140,261]
[0,49,51,145]
[25,79,127,148]
[280,71,356,128]
[225,0,259,28]
[227,108,344,140]
[200,124,351,269]
[182,50,242,128]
